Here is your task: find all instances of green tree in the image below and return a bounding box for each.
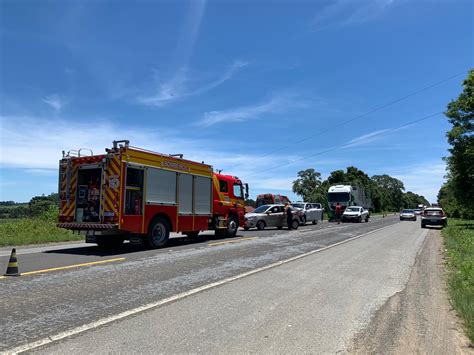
[292,169,323,202]
[444,69,474,212]
[372,174,405,211]
[245,198,256,208]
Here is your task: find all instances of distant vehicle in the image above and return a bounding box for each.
[400,209,417,221]
[413,209,422,215]
[341,206,369,223]
[327,185,373,221]
[244,204,301,230]
[256,194,291,207]
[421,207,448,228]
[290,202,323,225]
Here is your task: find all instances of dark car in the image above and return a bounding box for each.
[421,207,448,228]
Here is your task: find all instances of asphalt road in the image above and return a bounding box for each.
[1,215,405,352]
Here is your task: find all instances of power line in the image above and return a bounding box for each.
[244,70,465,165]
[244,111,443,177]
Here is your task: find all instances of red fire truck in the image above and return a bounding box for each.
[57,140,249,248]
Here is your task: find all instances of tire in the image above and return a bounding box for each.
[184,231,199,238]
[226,214,239,237]
[421,223,426,229]
[256,220,266,230]
[277,226,283,230]
[291,219,299,230]
[312,220,317,225]
[300,215,306,225]
[147,217,170,248]
[358,216,362,223]
[96,236,124,248]
[365,217,369,223]
[243,226,250,231]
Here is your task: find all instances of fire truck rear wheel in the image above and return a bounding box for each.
[147,217,170,249]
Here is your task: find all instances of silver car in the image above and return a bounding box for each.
[244,204,300,230]
[290,202,323,225]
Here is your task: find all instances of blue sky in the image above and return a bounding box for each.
[1,0,473,203]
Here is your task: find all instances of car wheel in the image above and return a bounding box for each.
[365,217,369,222]
[256,220,266,230]
[243,226,250,231]
[300,215,306,225]
[292,219,299,230]
[358,216,362,223]
[147,217,170,248]
[277,226,283,230]
[312,220,317,225]
[421,223,426,229]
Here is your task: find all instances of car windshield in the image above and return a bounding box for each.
[254,205,271,213]
[345,207,360,212]
[328,192,350,202]
[402,209,414,213]
[290,203,304,209]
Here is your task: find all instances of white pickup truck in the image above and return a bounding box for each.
[341,206,369,223]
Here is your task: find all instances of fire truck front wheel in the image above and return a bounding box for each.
[147,217,170,248]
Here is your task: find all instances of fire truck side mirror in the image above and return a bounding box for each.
[245,183,249,199]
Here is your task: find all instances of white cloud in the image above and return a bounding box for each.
[388,162,447,203]
[313,0,397,31]
[197,93,306,127]
[138,61,248,107]
[345,129,390,147]
[42,94,67,112]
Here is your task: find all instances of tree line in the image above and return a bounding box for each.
[0,193,59,219]
[292,166,429,213]
[438,69,474,219]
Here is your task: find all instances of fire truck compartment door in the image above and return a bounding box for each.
[178,173,193,214]
[194,176,211,215]
[146,168,177,205]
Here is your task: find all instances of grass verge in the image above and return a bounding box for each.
[0,218,83,247]
[442,218,474,344]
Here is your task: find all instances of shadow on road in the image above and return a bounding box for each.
[43,233,247,257]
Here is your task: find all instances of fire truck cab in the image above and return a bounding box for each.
[58,140,248,248]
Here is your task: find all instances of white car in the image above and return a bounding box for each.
[400,209,417,221]
[341,206,369,223]
[290,202,323,225]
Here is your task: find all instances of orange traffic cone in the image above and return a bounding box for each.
[4,248,20,276]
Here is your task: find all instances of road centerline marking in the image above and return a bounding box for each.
[1,258,126,280]
[208,237,258,247]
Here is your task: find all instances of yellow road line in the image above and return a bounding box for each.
[208,237,258,247]
[0,257,126,279]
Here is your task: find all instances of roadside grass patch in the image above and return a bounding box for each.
[0,207,83,247]
[442,219,474,344]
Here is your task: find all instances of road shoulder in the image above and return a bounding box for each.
[350,229,473,354]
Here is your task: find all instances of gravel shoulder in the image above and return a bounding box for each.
[351,229,473,354]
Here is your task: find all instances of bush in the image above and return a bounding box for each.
[442,219,474,344]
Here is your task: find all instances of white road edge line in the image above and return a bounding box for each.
[6,222,397,354]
